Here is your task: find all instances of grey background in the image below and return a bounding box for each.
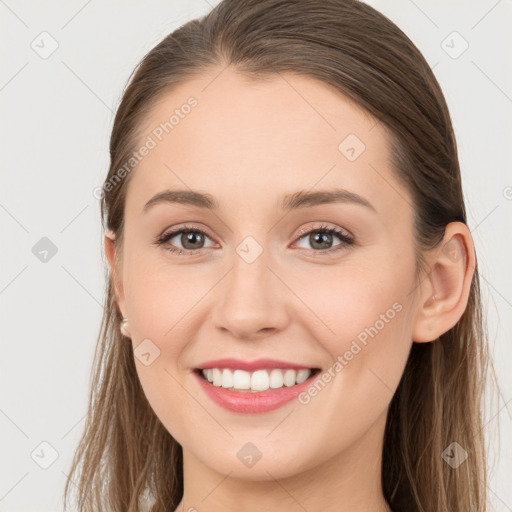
[1,1,511,511]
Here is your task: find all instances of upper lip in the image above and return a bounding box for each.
[196,358,318,372]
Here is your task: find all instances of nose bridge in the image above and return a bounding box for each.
[211,232,289,339]
[231,236,270,296]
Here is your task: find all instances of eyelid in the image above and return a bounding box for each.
[293,222,353,240]
[156,223,217,247]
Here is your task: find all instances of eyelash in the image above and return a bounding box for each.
[155,223,354,256]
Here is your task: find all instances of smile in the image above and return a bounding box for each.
[193,359,321,413]
[198,367,319,392]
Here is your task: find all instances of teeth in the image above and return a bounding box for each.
[269,369,284,388]
[296,369,311,384]
[221,369,233,388]
[233,369,251,390]
[250,369,269,391]
[212,368,222,386]
[283,369,296,387]
[201,368,313,392]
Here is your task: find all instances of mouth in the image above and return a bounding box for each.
[194,367,322,393]
[192,358,323,413]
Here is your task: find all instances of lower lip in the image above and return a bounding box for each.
[193,370,319,413]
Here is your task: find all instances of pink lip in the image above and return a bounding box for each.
[196,358,314,372]
[193,368,320,414]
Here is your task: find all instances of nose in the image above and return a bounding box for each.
[211,249,290,341]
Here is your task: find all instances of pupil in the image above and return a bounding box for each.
[183,231,203,249]
[311,232,331,249]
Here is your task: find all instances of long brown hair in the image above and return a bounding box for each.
[63,1,490,510]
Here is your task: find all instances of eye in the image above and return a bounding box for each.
[293,224,354,254]
[155,223,354,256]
[155,224,215,255]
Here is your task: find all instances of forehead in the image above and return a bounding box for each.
[124,67,406,219]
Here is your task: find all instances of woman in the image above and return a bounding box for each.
[64,1,489,511]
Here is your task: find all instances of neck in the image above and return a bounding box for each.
[174,410,392,512]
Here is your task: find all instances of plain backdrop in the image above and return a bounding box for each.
[1,1,511,511]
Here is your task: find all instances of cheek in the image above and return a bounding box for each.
[122,248,210,345]
[292,260,416,438]
[292,256,415,396]
[296,255,415,360]
[121,253,224,441]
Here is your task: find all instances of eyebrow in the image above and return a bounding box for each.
[142,187,376,213]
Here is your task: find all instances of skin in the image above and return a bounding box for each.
[104,67,475,512]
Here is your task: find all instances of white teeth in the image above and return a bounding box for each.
[212,368,222,386]
[233,369,251,390]
[251,370,269,391]
[296,369,311,384]
[269,369,284,388]
[221,368,233,388]
[201,368,313,391]
[283,369,296,387]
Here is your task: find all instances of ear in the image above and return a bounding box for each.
[104,230,127,317]
[412,222,476,343]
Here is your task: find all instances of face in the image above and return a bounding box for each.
[108,67,421,481]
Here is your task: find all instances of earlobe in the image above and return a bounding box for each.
[104,230,126,316]
[412,222,476,343]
